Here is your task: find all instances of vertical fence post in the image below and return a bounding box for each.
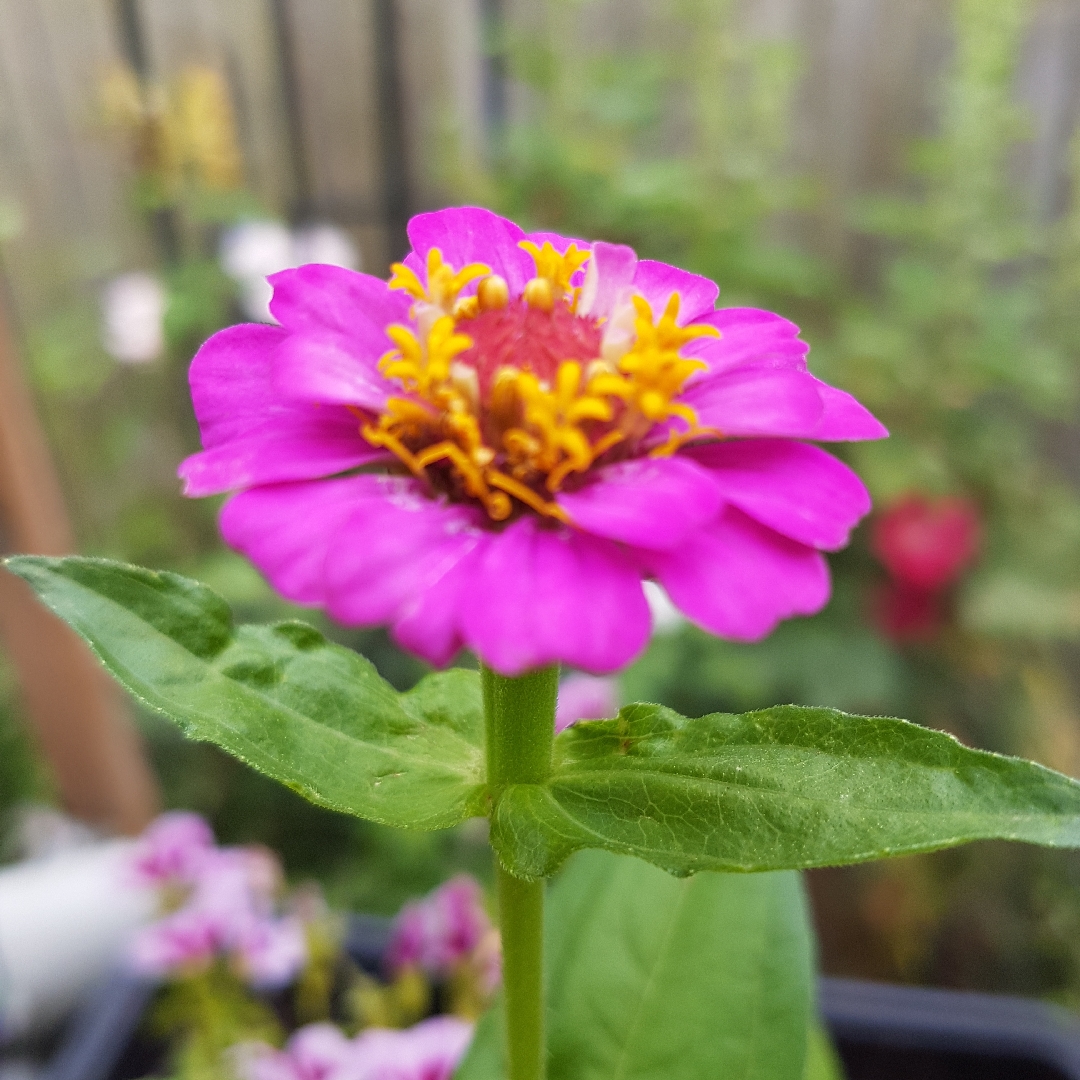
[0,276,159,836]
[373,0,410,261]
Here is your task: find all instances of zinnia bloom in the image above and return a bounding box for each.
[180,206,885,675]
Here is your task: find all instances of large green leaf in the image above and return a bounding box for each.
[490,701,1080,878]
[456,850,813,1080]
[7,556,485,830]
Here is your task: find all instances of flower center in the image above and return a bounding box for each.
[360,244,718,523]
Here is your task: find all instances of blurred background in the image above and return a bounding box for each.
[2,0,1080,1006]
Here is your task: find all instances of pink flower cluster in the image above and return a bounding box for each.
[235,1017,473,1080]
[128,812,308,989]
[384,876,498,992]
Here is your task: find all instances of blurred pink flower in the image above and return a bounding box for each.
[385,876,493,978]
[235,1018,473,1080]
[180,206,885,676]
[349,1017,474,1080]
[129,811,214,887]
[129,905,220,975]
[235,1023,355,1080]
[555,673,620,733]
[128,817,306,988]
[235,915,309,990]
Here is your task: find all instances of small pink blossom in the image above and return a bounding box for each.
[128,817,306,988]
[235,1023,355,1080]
[349,1017,474,1080]
[385,876,493,978]
[235,915,309,990]
[129,811,214,887]
[555,673,620,733]
[235,1018,473,1080]
[129,905,220,975]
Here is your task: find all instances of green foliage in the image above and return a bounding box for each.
[152,965,282,1080]
[457,850,813,1080]
[6,556,486,830]
[16,556,1080,901]
[492,702,1080,879]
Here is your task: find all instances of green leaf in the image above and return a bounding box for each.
[490,702,1080,879]
[457,851,813,1080]
[6,556,485,830]
[804,1025,845,1080]
[455,998,505,1080]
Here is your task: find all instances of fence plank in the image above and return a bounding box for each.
[274,0,390,270]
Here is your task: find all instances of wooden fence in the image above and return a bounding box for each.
[2,0,1080,329]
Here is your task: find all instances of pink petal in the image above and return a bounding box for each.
[556,455,722,550]
[323,484,487,653]
[267,265,412,337]
[461,518,650,675]
[272,331,393,410]
[186,323,288,444]
[687,440,871,550]
[406,207,534,294]
[391,538,487,668]
[646,508,830,640]
[810,379,888,440]
[578,241,638,319]
[632,260,719,323]
[679,367,824,437]
[179,429,383,498]
[179,324,384,496]
[220,475,388,605]
[683,307,809,375]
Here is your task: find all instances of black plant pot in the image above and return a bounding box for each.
[820,977,1080,1080]
[26,927,1080,1080]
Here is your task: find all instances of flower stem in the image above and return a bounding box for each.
[482,663,558,1080]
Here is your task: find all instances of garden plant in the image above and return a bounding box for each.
[12,205,1080,1080]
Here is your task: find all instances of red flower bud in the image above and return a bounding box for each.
[871,494,982,591]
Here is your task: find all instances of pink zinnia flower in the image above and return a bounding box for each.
[385,875,493,978]
[179,206,885,675]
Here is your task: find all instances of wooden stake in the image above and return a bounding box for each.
[0,285,159,836]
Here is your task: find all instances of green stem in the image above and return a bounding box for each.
[482,663,558,1080]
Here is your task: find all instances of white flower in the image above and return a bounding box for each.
[644,580,684,636]
[219,220,294,282]
[220,221,361,323]
[292,224,359,271]
[101,272,166,365]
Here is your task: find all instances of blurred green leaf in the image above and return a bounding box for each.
[457,850,813,1080]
